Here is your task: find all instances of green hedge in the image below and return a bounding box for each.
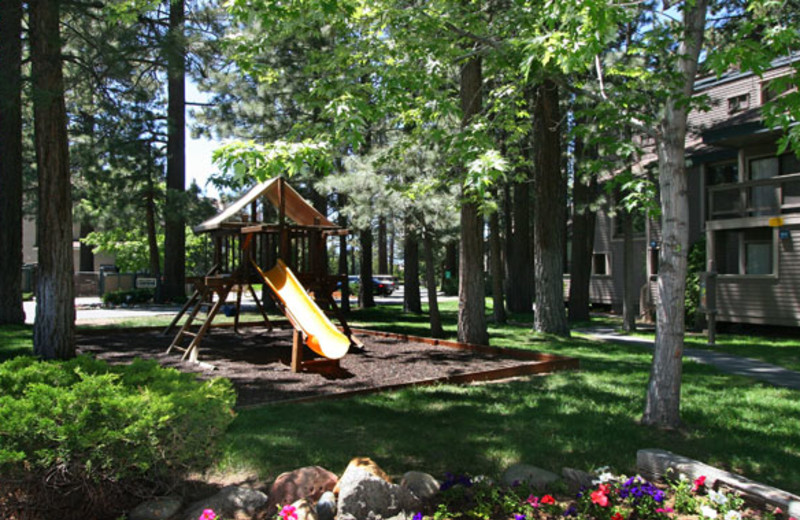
[0,355,236,518]
[102,287,154,306]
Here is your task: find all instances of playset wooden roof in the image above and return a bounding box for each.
[194,177,338,233]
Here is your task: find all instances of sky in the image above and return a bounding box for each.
[185,80,223,199]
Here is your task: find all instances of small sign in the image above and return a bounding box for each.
[780,228,791,240]
[650,240,658,248]
[136,277,157,289]
[768,217,784,227]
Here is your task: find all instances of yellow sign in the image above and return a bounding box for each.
[768,217,784,227]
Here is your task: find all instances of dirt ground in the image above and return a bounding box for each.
[76,326,555,407]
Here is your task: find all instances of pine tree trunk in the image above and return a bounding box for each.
[30,0,75,359]
[568,143,598,323]
[403,218,421,313]
[359,228,375,308]
[338,194,350,313]
[642,0,708,429]
[145,180,161,278]
[622,210,637,332]
[378,216,388,275]
[505,175,533,313]
[532,80,569,336]
[78,222,95,272]
[489,201,506,323]
[423,230,444,338]
[164,0,186,301]
[0,0,25,324]
[457,55,489,345]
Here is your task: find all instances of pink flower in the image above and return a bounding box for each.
[693,476,707,492]
[591,487,610,507]
[280,505,298,520]
[541,495,556,505]
[527,495,540,508]
[657,508,675,515]
[198,510,217,520]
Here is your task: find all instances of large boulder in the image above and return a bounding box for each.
[501,464,560,491]
[288,498,318,520]
[337,466,421,520]
[335,457,392,494]
[183,485,268,520]
[267,466,339,514]
[316,491,337,520]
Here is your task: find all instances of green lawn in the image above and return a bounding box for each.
[221,303,800,494]
[3,304,799,495]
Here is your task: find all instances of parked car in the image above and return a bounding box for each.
[340,275,395,296]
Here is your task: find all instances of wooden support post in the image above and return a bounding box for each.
[291,328,303,373]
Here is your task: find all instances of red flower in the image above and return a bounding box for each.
[692,476,707,492]
[541,495,556,505]
[591,488,610,507]
[612,513,625,520]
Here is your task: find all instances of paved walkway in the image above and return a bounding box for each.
[575,326,800,391]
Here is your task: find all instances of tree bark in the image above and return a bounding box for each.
[164,0,186,301]
[359,227,375,308]
[338,193,350,313]
[0,0,25,324]
[489,197,506,323]
[532,79,569,336]
[457,55,489,345]
[31,0,75,359]
[622,209,637,332]
[442,241,457,295]
[403,217,422,313]
[378,216,388,274]
[568,139,598,323]
[145,178,161,278]
[423,229,444,338]
[642,0,708,429]
[78,222,95,272]
[505,172,534,313]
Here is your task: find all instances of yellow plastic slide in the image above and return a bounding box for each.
[252,259,350,360]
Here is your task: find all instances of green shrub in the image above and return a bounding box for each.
[685,237,706,329]
[0,355,236,518]
[102,287,155,306]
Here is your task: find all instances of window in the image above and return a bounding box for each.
[706,162,738,186]
[714,228,775,276]
[727,94,750,114]
[706,162,739,220]
[749,157,779,215]
[592,253,609,276]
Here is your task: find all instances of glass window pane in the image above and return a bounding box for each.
[745,243,772,274]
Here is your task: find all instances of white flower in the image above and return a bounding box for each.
[709,490,729,506]
[701,506,719,519]
[725,511,742,520]
[591,466,615,484]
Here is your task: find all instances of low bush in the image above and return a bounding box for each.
[0,355,236,519]
[102,287,155,306]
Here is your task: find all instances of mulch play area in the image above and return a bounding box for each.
[77,326,578,408]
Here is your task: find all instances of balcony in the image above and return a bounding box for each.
[706,172,800,230]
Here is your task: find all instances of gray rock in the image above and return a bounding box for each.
[128,496,182,520]
[562,468,595,492]
[400,471,439,501]
[337,467,421,520]
[501,464,559,491]
[183,485,268,520]
[316,491,337,520]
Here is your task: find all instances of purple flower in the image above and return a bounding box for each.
[515,515,526,520]
[563,505,578,517]
[412,512,423,520]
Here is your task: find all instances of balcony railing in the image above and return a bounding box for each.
[707,172,800,220]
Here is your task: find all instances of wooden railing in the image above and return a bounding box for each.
[707,172,800,220]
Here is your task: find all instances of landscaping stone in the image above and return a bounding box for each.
[561,467,595,493]
[637,449,800,517]
[400,471,440,501]
[335,457,392,494]
[183,485,268,520]
[128,496,182,520]
[267,465,338,514]
[501,464,560,491]
[337,466,421,520]
[290,498,318,520]
[316,491,337,520]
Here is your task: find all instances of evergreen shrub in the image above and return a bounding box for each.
[102,287,155,306]
[0,355,236,518]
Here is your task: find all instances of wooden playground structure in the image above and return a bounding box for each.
[163,177,355,371]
